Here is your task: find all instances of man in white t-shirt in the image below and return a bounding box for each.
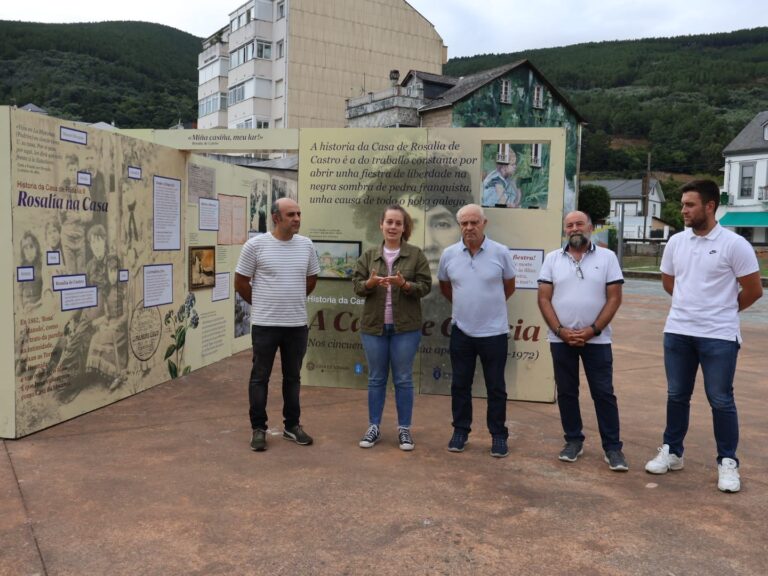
[538,211,628,472]
[645,180,762,492]
[235,198,320,452]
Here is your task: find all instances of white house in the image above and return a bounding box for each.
[588,178,670,239]
[718,111,768,245]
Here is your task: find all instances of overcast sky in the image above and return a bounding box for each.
[2,0,766,58]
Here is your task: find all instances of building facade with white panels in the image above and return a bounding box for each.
[197,0,446,130]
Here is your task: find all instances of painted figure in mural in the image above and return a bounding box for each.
[537,211,628,471]
[352,205,432,451]
[235,198,320,452]
[87,254,128,391]
[86,224,108,297]
[644,180,763,493]
[481,149,520,208]
[438,204,516,457]
[19,230,43,310]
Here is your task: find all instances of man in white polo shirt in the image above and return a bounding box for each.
[538,211,628,471]
[645,180,762,492]
[235,197,320,452]
[438,204,516,458]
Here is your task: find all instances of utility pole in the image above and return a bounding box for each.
[642,152,651,240]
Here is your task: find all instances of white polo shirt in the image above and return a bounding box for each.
[661,224,759,343]
[538,243,624,344]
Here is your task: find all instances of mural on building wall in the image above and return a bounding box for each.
[452,66,579,212]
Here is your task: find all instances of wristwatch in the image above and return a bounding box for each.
[591,323,602,336]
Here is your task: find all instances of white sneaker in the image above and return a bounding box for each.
[645,444,684,474]
[717,458,741,493]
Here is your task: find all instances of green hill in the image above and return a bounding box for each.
[445,28,768,176]
[1,21,765,175]
[0,20,201,128]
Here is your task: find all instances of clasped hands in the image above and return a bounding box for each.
[366,270,407,290]
[559,326,595,347]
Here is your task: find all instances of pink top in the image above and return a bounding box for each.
[382,246,400,325]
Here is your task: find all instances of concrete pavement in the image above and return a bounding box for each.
[2,279,767,576]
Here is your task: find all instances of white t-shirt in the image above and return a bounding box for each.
[538,243,624,344]
[235,233,320,327]
[660,224,759,343]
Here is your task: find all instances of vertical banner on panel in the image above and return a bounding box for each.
[7,109,186,437]
[0,107,15,437]
[300,127,565,402]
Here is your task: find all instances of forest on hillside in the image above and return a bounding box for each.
[1,21,765,180]
[0,21,201,128]
[445,27,768,177]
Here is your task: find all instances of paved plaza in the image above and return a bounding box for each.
[2,279,766,576]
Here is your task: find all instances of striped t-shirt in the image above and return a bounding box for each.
[235,233,320,327]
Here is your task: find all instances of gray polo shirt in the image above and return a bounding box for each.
[537,242,624,344]
[438,236,516,337]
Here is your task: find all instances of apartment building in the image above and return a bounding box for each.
[197,0,446,130]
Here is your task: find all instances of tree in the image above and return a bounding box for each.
[578,184,611,223]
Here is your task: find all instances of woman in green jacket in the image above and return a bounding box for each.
[352,205,432,451]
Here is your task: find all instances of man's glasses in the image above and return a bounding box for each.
[575,260,584,280]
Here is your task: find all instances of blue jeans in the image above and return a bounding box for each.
[360,325,421,428]
[663,333,740,462]
[550,343,622,452]
[449,327,508,438]
[248,325,308,430]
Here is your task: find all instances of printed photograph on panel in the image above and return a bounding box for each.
[480,142,550,209]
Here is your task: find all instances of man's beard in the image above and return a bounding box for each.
[568,232,589,248]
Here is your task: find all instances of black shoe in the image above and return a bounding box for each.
[490,436,509,458]
[559,441,584,462]
[604,449,629,472]
[359,425,380,448]
[398,427,415,451]
[283,425,313,446]
[448,431,468,452]
[250,428,267,452]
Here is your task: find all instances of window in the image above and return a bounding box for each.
[739,163,755,198]
[615,202,637,216]
[236,118,253,129]
[228,82,246,105]
[764,123,768,141]
[277,1,285,19]
[533,84,544,109]
[500,79,511,104]
[199,59,227,84]
[530,143,542,168]
[229,42,255,69]
[256,120,269,129]
[256,40,272,60]
[198,94,227,117]
[275,118,283,129]
[275,79,284,98]
[254,78,271,98]
[276,40,285,59]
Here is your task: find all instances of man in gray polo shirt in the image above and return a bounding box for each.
[537,211,628,471]
[438,204,516,457]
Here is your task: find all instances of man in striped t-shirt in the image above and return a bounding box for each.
[235,198,320,452]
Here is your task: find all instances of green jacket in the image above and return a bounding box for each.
[352,241,432,335]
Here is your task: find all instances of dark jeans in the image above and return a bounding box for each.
[449,327,508,438]
[663,333,739,462]
[550,343,622,452]
[248,325,308,431]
